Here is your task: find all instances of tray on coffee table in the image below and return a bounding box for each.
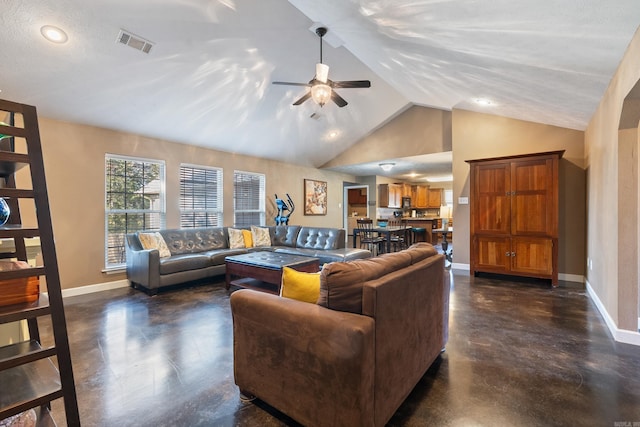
[225,252,320,295]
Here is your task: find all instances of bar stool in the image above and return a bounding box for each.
[412,227,427,243]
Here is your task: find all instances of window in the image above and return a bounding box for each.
[444,189,453,207]
[105,155,165,268]
[179,164,223,228]
[233,170,265,226]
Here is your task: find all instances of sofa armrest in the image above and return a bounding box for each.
[231,290,375,427]
[125,234,160,289]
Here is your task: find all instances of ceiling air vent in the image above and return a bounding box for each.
[116,30,154,54]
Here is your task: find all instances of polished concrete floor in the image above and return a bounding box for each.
[42,269,640,426]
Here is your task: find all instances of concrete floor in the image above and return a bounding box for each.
[43,269,640,426]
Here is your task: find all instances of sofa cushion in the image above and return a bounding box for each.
[270,225,300,247]
[242,230,253,247]
[318,250,415,314]
[251,226,272,247]
[160,228,228,255]
[404,242,438,264]
[296,227,343,250]
[138,232,171,258]
[280,266,321,303]
[159,253,212,275]
[204,248,248,265]
[228,228,246,249]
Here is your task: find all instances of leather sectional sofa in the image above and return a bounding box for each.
[125,225,371,294]
[231,242,449,426]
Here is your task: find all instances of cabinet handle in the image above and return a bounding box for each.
[511,252,516,257]
[505,251,510,257]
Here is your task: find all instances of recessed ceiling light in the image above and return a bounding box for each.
[379,162,395,172]
[474,98,492,106]
[426,175,453,182]
[41,25,68,44]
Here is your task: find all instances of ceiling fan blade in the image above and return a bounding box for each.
[332,80,371,89]
[273,81,311,87]
[331,91,348,108]
[293,91,312,106]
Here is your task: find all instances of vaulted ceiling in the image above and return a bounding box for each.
[1,0,639,176]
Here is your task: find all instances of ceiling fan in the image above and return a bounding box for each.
[272,27,371,108]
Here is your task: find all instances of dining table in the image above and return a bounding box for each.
[352,225,412,254]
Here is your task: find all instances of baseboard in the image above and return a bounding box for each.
[451,262,469,270]
[558,273,584,283]
[42,279,130,299]
[586,279,640,346]
[449,264,583,284]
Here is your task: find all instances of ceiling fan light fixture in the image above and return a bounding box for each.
[311,83,332,107]
[316,63,329,83]
[379,162,395,172]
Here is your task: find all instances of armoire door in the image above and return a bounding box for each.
[473,163,511,234]
[510,157,556,236]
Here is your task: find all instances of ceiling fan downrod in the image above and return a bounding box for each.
[316,27,327,63]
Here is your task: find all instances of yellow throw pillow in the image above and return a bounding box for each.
[242,229,253,248]
[228,228,245,249]
[251,225,271,247]
[280,266,321,303]
[138,232,171,258]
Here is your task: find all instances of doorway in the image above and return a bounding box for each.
[343,185,369,246]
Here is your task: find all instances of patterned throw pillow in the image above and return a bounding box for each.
[138,232,171,258]
[250,226,271,247]
[228,228,246,249]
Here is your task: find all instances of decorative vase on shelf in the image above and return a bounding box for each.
[0,197,10,226]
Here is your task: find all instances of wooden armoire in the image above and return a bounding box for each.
[466,151,563,286]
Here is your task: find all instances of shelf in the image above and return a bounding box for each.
[0,226,40,239]
[0,358,63,421]
[0,294,50,324]
[0,340,57,370]
[0,188,35,199]
[0,265,45,280]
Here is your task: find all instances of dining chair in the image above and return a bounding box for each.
[356,218,385,256]
[388,219,409,252]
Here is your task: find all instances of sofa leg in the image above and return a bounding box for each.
[239,390,256,402]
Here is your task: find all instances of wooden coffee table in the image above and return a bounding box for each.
[225,252,320,295]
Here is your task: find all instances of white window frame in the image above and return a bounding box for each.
[105,154,166,269]
[233,170,266,227]
[179,163,223,228]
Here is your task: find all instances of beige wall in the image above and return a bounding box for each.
[37,118,355,290]
[585,26,640,331]
[451,109,586,277]
[322,105,452,168]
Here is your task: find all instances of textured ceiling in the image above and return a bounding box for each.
[1,0,639,177]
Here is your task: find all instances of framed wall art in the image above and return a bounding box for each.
[304,179,327,215]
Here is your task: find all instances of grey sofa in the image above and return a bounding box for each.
[125,225,371,294]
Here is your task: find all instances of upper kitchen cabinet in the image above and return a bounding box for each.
[412,185,429,208]
[428,188,442,208]
[378,183,402,208]
[348,188,367,205]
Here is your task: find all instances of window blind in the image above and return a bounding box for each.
[180,164,223,228]
[233,170,265,227]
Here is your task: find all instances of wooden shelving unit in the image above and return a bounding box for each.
[0,99,80,425]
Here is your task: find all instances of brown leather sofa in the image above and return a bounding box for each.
[230,243,449,427]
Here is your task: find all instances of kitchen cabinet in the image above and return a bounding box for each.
[428,188,442,208]
[401,183,412,198]
[412,185,428,208]
[467,151,563,285]
[378,183,402,208]
[348,188,367,205]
